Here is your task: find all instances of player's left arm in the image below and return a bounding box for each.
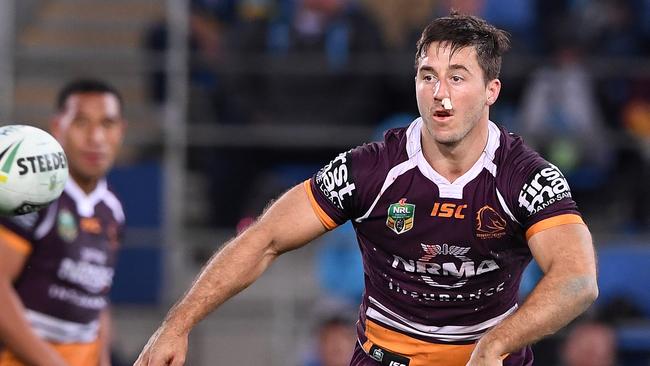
[99,307,112,366]
[468,223,598,365]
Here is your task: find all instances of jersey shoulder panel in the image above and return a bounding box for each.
[494,126,581,233]
[0,205,51,253]
[308,127,410,227]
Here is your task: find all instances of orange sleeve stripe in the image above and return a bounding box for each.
[302,180,338,230]
[526,214,585,241]
[0,226,32,255]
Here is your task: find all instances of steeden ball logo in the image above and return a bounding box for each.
[0,140,24,183]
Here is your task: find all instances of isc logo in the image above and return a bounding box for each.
[389,361,407,366]
[430,202,467,219]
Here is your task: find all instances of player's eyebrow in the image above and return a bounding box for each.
[417,65,436,75]
[449,64,471,74]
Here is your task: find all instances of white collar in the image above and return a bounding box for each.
[64,178,108,217]
[405,118,500,199]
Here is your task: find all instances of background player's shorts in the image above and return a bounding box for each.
[0,340,99,366]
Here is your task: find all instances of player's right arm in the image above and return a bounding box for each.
[134,183,329,366]
[0,231,68,366]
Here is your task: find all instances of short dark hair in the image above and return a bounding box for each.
[56,79,123,111]
[415,12,511,82]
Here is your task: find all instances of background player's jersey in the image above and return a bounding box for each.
[305,118,582,365]
[0,178,124,344]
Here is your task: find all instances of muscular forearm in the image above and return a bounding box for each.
[475,270,598,357]
[134,185,325,366]
[162,224,280,335]
[0,280,65,366]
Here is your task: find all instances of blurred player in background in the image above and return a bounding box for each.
[306,315,357,366]
[0,79,126,366]
[136,13,597,366]
[562,321,617,366]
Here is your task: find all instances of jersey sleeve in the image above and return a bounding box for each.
[502,138,584,241]
[0,211,43,255]
[305,142,386,230]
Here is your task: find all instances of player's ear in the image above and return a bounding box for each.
[486,78,501,106]
[49,115,63,140]
[49,111,73,144]
[117,118,127,144]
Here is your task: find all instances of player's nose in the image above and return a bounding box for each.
[87,124,106,145]
[433,79,449,101]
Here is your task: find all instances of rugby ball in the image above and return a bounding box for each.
[0,125,68,215]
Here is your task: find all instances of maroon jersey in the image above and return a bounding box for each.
[305,119,583,366]
[0,179,124,344]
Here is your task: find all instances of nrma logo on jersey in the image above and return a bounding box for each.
[391,243,500,289]
[518,164,571,215]
[386,198,415,234]
[0,140,24,183]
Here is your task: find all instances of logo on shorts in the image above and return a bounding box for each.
[476,205,507,239]
[371,347,384,362]
[386,198,415,234]
[368,345,410,365]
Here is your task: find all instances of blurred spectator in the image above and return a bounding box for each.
[518,28,611,209]
[191,0,238,24]
[618,79,650,230]
[232,0,386,126]
[315,222,364,306]
[303,314,357,366]
[437,0,538,53]
[623,84,650,140]
[199,0,387,226]
[561,321,618,366]
[482,0,537,53]
[360,0,436,51]
[574,0,644,57]
[144,3,246,124]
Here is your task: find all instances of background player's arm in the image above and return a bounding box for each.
[0,238,68,366]
[468,223,598,365]
[135,183,329,366]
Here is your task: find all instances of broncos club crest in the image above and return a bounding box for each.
[475,205,507,239]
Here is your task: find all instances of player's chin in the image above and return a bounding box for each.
[433,131,462,145]
[77,165,110,181]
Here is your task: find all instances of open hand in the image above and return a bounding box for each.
[133,325,188,366]
[466,341,505,366]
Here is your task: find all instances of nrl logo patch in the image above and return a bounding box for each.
[386,198,415,234]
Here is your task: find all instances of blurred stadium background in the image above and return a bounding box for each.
[1,0,649,365]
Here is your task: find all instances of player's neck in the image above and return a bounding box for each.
[421,119,489,183]
[70,173,100,195]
